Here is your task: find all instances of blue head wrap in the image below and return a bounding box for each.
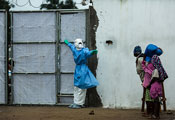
[144,44,163,62]
[134,46,142,56]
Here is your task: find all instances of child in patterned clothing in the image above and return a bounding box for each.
[142,60,155,117]
[149,55,168,119]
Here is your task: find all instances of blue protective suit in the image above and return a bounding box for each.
[67,43,99,89]
[144,44,163,62]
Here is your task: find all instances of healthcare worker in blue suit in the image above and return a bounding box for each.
[64,38,99,109]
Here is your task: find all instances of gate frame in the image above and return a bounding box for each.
[0,10,8,104]
[10,10,59,105]
[57,9,90,105]
[10,9,90,105]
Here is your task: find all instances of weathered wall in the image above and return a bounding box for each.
[86,6,102,107]
[93,0,175,109]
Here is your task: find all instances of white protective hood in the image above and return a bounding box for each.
[74,38,84,50]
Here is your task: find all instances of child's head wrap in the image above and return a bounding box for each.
[133,46,142,57]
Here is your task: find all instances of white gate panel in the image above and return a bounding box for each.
[60,44,75,73]
[61,12,86,42]
[13,74,56,104]
[60,74,74,94]
[13,12,56,42]
[0,11,6,104]
[13,44,55,73]
[12,12,57,104]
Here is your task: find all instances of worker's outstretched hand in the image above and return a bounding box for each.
[91,50,98,54]
[64,40,69,45]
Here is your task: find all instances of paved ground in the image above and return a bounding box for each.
[0,106,174,120]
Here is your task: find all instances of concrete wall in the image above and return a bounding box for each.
[93,0,175,109]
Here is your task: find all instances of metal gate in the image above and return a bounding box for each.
[58,10,88,104]
[0,10,7,104]
[10,10,88,105]
[11,11,57,104]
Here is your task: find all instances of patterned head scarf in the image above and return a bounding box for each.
[151,55,168,82]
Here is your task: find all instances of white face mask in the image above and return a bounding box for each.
[74,39,84,50]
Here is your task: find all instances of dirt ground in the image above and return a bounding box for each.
[0,106,174,120]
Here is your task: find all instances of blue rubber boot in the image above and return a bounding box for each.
[68,103,81,109]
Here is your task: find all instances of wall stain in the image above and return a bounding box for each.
[85,6,102,107]
[120,0,128,7]
[120,0,128,4]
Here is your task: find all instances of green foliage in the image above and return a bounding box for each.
[0,0,14,10]
[40,0,77,9]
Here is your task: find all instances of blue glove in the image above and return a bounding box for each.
[91,50,98,54]
[64,40,69,45]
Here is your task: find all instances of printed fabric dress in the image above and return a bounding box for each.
[150,55,168,99]
[142,61,155,101]
[67,43,99,89]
